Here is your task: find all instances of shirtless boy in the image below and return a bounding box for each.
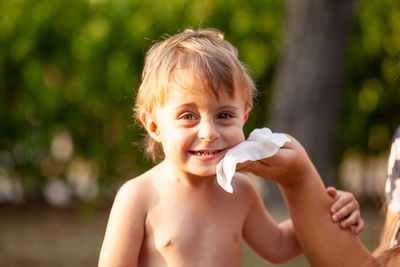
[99,28,363,267]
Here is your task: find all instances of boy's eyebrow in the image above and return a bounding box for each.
[217,105,241,111]
[172,102,197,110]
[173,103,241,111]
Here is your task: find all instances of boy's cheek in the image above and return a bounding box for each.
[229,129,246,146]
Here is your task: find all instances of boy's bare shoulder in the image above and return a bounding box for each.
[114,166,160,207]
[121,169,154,191]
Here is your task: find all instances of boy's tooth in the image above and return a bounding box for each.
[193,150,219,156]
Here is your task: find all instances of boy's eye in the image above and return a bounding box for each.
[216,112,234,120]
[180,113,196,120]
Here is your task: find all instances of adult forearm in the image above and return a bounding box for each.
[278,168,378,267]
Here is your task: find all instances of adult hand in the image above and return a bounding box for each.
[238,135,314,187]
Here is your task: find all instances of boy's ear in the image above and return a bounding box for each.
[244,109,250,123]
[140,113,161,142]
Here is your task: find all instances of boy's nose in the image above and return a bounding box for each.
[198,119,219,142]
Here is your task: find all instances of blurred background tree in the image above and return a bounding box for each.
[270,0,357,186]
[0,0,399,206]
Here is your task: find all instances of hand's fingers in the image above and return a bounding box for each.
[235,135,297,172]
[237,160,252,170]
[257,147,293,167]
[326,186,337,199]
[331,201,359,221]
[256,135,303,168]
[330,193,354,215]
[339,210,360,229]
[236,135,311,184]
[353,218,365,235]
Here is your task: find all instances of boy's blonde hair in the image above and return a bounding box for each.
[135,28,256,161]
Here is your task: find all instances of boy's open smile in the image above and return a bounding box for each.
[187,148,227,163]
[188,149,224,157]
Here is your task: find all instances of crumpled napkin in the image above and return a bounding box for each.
[216,128,291,193]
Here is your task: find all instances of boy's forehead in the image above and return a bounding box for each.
[165,85,245,108]
[168,67,234,97]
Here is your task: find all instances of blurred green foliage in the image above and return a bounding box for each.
[340,0,400,157]
[0,0,399,202]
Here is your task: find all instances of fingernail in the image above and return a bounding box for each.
[341,222,347,228]
[332,215,338,222]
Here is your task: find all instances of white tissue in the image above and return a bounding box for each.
[216,128,291,193]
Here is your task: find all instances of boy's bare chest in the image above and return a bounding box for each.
[142,191,248,261]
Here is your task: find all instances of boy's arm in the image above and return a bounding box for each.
[240,174,301,264]
[240,136,378,267]
[98,181,146,267]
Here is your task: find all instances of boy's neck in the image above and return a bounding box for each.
[158,160,217,189]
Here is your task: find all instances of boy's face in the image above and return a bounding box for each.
[150,87,249,178]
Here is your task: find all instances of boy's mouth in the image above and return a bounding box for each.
[189,149,223,156]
